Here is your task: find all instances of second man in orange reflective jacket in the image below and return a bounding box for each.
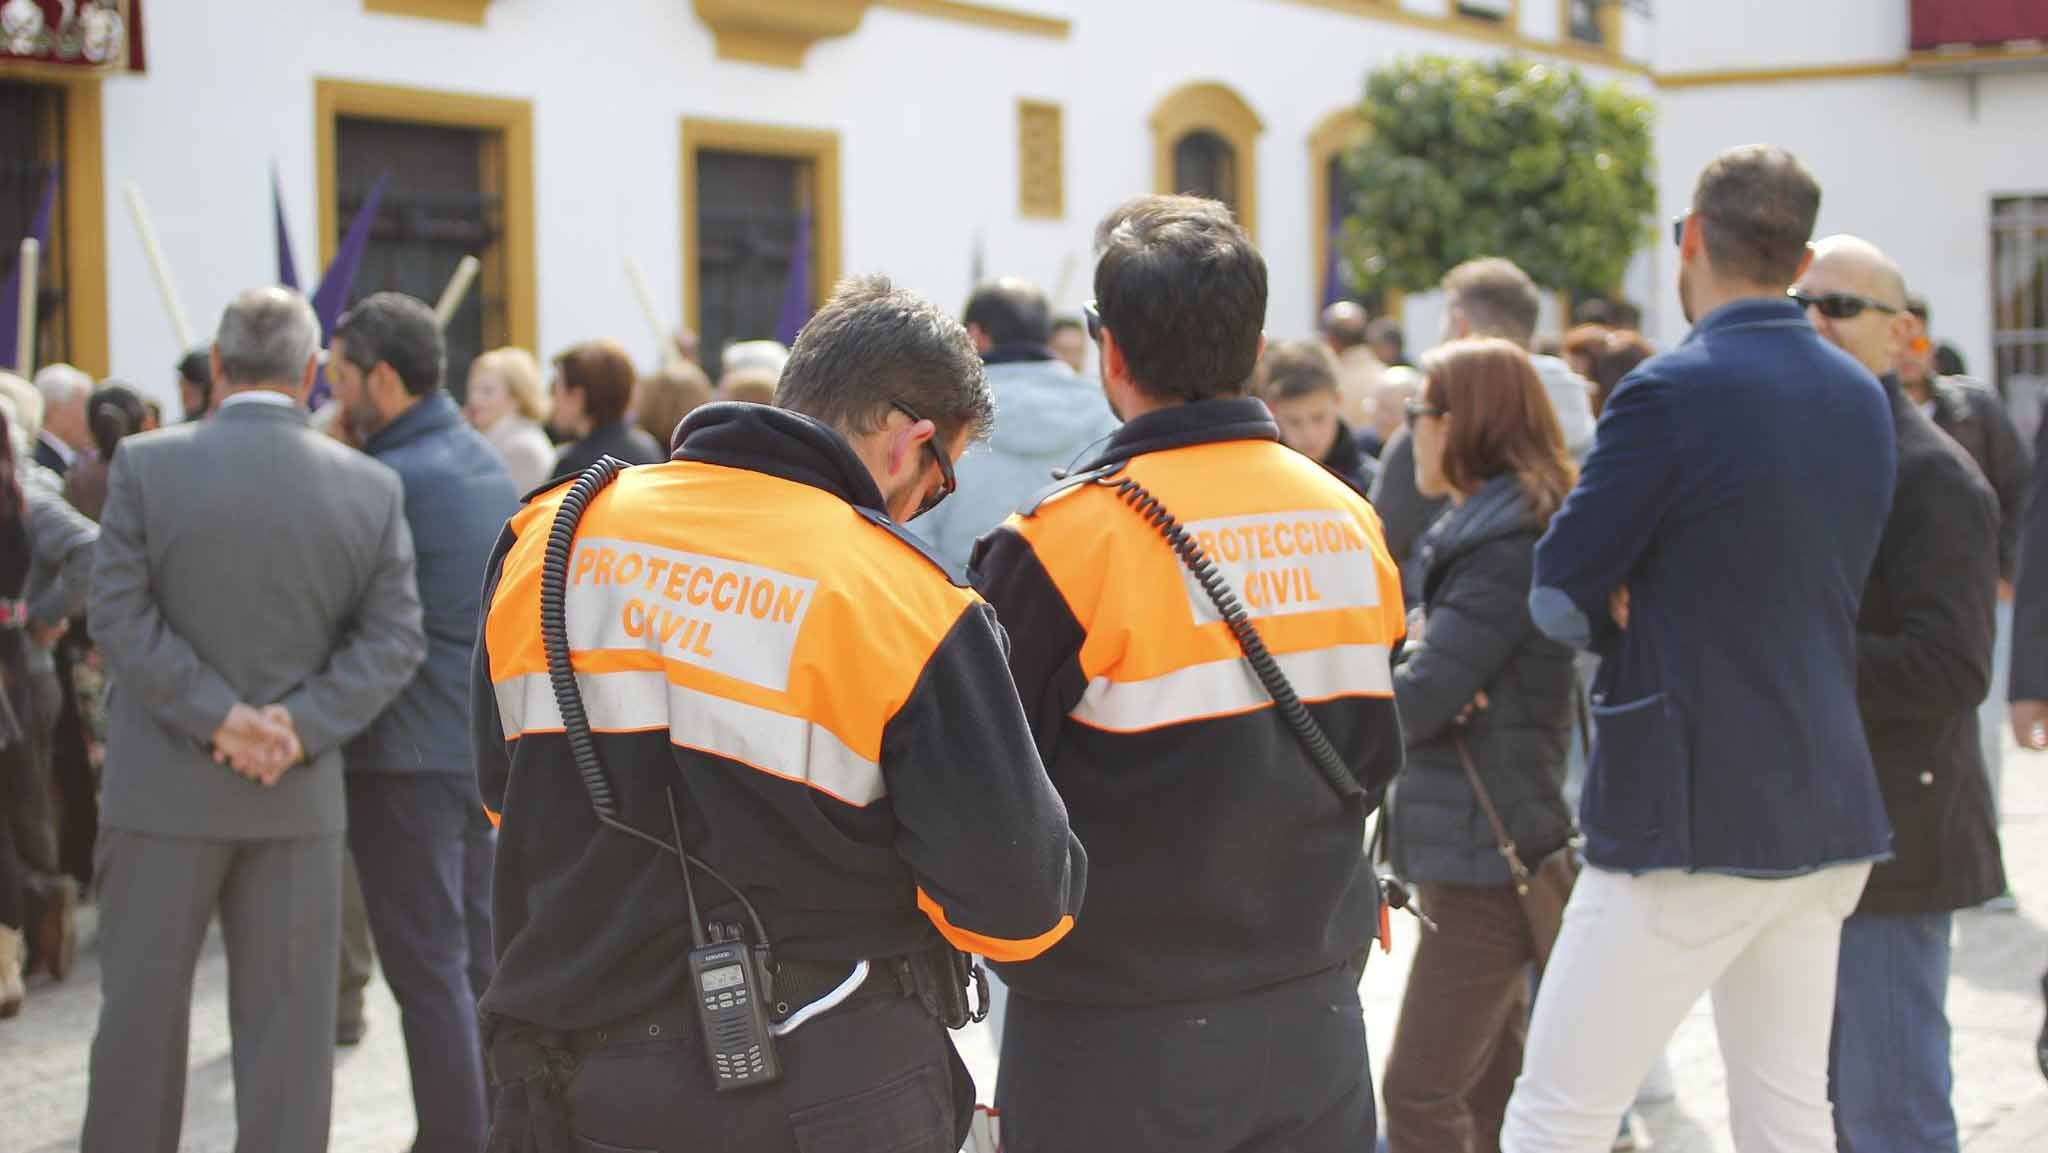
[973,195,1407,1153]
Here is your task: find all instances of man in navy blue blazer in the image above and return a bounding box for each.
[1503,146,1898,1153]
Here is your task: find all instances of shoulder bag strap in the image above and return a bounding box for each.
[1454,733,1532,893]
[1575,676,1592,762]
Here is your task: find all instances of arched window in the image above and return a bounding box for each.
[1150,82,1263,239]
[1173,130,1239,214]
[1308,108,1368,312]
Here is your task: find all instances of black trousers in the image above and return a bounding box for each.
[555,994,970,1153]
[348,771,491,1153]
[997,961,1375,1153]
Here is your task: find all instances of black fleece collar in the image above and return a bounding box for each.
[671,402,886,512]
[1081,396,1277,470]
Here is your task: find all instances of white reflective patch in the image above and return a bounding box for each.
[493,670,886,806]
[1070,643,1394,733]
[1179,511,1382,626]
[563,537,817,693]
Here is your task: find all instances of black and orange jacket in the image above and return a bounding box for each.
[971,396,1404,1007]
[471,402,1086,1033]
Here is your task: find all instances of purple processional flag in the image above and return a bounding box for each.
[776,205,813,347]
[306,172,388,407]
[0,166,60,371]
[1321,190,1349,312]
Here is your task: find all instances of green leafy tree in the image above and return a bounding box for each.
[1340,55,1656,299]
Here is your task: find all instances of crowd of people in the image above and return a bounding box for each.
[0,139,2041,1153]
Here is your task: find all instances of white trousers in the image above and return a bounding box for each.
[1502,861,1873,1153]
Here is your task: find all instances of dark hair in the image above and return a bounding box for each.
[1934,342,1967,378]
[1050,316,1085,337]
[635,362,714,450]
[1442,257,1541,346]
[1253,340,1341,402]
[86,383,148,460]
[1368,317,1406,364]
[963,278,1052,347]
[1573,298,1614,327]
[554,340,638,427]
[1563,324,1610,376]
[1421,338,1577,523]
[1590,330,1655,417]
[334,292,445,397]
[1093,195,1267,403]
[176,345,211,387]
[1320,301,1370,350]
[775,275,993,443]
[1692,144,1822,287]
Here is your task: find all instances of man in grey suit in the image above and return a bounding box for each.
[82,286,428,1153]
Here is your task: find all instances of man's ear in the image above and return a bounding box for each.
[297,354,317,397]
[371,362,407,409]
[1101,329,1128,387]
[1790,244,1815,285]
[213,344,229,388]
[1888,311,1918,365]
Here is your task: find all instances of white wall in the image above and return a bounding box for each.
[1654,0,1909,73]
[1653,69,2048,377]
[90,0,1648,408]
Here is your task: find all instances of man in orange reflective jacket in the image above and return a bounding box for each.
[974,195,1406,1153]
[472,276,1085,1152]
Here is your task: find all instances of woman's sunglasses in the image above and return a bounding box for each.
[1404,399,1447,428]
[1787,290,1900,321]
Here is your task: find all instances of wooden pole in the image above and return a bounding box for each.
[623,253,672,358]
[434,255,481,329]
[14,237,38,376]
[124,182,195,348]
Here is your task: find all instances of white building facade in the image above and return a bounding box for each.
[2,0,2043,418]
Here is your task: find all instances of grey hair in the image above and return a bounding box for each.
[32,363,92,407]
[215,287,320,388]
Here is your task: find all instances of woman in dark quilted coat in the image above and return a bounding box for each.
[1380,339,1580,1153]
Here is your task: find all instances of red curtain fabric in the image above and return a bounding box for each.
[1913,0,2048,50]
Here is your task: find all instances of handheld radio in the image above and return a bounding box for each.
[666,793,781,1090]
[538,457,783,1092]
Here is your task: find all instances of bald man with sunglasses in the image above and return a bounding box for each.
[1796,235,2006,1153]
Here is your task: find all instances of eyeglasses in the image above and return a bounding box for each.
[1404,399,1447,428]
[1787,289,1900,321]
[1083,300,1103,343]
[890,400,956,520]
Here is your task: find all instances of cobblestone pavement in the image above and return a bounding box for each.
[5,743,2046,1152]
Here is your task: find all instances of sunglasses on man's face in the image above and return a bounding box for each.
[1788,289,1900,322]
[890,400,956,520]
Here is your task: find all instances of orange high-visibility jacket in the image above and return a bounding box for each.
[472,403,1085,1032]
[972,397,1404,1007]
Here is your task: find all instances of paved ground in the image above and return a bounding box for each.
[5,742,2047,1152]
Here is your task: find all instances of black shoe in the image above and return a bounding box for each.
[336,1017,368,1047]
